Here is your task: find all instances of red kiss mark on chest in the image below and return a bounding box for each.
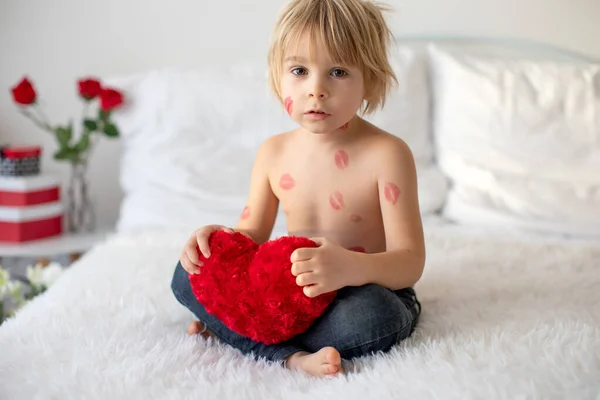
[384,183,401,205]
[334,150,349,170]
[350,214,363,223]
[279,173,296,190]
[329,190,345,210]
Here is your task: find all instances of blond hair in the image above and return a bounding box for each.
[267,0,397,115]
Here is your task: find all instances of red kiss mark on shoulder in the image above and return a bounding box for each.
[284,97,293,115]
[384,182,401,205]
[334,150,349,170]
[279,173,296,190]
[329,190,344,211]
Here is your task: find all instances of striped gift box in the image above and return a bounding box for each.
[0,174,63,242]
[0,146,42,177]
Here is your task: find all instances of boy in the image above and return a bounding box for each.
[171,0,425,377]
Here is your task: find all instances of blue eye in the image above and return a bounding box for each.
[331,69,348,78]
[291,67,307,76]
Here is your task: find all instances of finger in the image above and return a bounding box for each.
[185,240,202,265]
[181,256,200,275]
[196,233,211,258]
[303,284,322,298]
[220,226,235,233]
[290,247,316,263]
[291,261,312,277]
[184,245,203,267]
[295,272,317,287]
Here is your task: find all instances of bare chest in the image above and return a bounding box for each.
[268,148,385,252]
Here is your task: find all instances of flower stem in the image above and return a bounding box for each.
[34,104,54,131]
[20,109,53,133]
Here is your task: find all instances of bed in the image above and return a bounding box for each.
[1,38,599,399]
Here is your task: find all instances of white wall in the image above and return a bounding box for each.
[1,0,599,230]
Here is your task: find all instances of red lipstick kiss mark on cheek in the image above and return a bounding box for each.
[350,214,363,223]
[384,182,401,205]
[279,173,296,190]
[329,190,345,211]
[284,97,293,115]
[241,206,251,220]
[334,150,349,170]
[349,246,365,253]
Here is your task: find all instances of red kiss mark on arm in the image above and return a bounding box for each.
[279,173,296,190]
[334,150,349,170]
[348,246,365,253]
[284,97,293,115]
[384,182,401,205]
[241,206,251,220]
[329,190,345,210]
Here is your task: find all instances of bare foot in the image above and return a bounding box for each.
[187,321,213,339]
[285,347,343,377]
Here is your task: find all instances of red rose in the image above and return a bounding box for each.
[99,88,124,111]
[11,77,36,105]
[78,78,102,100]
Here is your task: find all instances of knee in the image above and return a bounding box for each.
[311,285,412,355]
[340,284,410,328]
[171,261,191,302]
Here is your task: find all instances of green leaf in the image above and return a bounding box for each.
[83,119,98,131]
[103,123,119,137]
[75,132,90,152]
[53,147,80,163]
[55,126,72,147]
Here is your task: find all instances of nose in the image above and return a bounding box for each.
[307,76,329,99]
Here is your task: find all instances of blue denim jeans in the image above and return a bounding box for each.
[171,261,421,363]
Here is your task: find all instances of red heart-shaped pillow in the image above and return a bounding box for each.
[188,230,337,344]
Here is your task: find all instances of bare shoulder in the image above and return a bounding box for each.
[254,130,295,164]
[361,122,416,171]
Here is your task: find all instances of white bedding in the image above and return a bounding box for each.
[1,222,599,400]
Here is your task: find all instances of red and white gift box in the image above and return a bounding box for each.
[0,174,63,242]
[0,145,42,177]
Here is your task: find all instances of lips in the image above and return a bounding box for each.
[304,110,329,115]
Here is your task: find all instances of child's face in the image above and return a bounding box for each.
[280,34,366,134]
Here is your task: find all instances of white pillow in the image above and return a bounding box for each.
[365,44,433,165]
[110,66,295,233]
[428,44,600,237]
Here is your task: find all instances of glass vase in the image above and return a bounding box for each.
[66,161,95,233]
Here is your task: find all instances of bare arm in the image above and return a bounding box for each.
[179,138,280,274]
[357,138,426,290]
[233,137,280,244]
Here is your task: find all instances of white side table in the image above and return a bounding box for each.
[0,229,111,266]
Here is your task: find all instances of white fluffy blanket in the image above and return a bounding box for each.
[1,224,599,400]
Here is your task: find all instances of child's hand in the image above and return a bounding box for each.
[290,237,363,298]
[180,225,235,274]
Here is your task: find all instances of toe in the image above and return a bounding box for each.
[187,321,202,335]
[320,364,338,375]
[324,347,341,365]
